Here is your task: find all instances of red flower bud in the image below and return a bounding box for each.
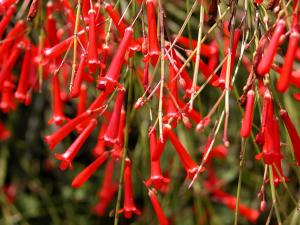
[257,20,286,76]
[276,26,300,92]
[240,90,255,138]
[146,0,160,65]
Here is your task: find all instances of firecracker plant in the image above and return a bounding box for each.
[1,0,300,224]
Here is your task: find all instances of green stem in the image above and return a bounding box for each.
[234,138,246,225]
[269,166,282,225]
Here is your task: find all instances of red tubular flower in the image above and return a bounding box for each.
[43,26,95,61]
[177,36,219,57]
[164,58,180,127]
[87,8,98,73]
[0,4,16,39]
[98,158,116,200]
[0,80,16,113]
[119,158,141,218]
[70,54,87,98]
[44,104,105,150]
[75,85,88,132]
[177,99,202,124]
[271,117,287,185]
[146,0,160,65]
[77,85,87,116]
[0,41,23,89]
[0,20,26,58]
[93,158,118,216]
[148,190,169,225]
[81,0,89,19]
[172,54,194,92]
[146,128,170,191]
[212,190,260,223]
[55,119,98,170]
[97,27,133,92]
[116,109,126,148]
[15,44,32,103]
[219,28,241,89]
[165,126,199,179]
[43,35,74,60]
[257,20,286,76]
[0,121,11,141]
[87,91,108,111]
[280,109,300,165]
[256,89,272,145]
[0,0,16,9]
[240,90,255,138]
[48,75,68,126]
[197,59,220,87]
[276,26,300,92]
[93,122,107,157]
[72,152,108,188]
[99,44,109,78]
[45,13,59,46]
[104,3,127,37]
[257,97,279,164]
[104,90,125,147]
[151,127,168,161]
[61,0,76,27]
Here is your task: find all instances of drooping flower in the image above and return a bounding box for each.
[146,128,170,191]
[104,90,125,147]
[280,109,300,166]
[148,189,169,225]
[256,20,286,76]
[55,119,98,170]
[72,152,108,188]
[48,75,68,126]
[118,158,141,218]
[165,126,200,179]
[97,27,133,92]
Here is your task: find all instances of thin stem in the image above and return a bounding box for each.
[70,0,82,92]
[234,138,247,225]
[189,0,204,112]
[269,166,282,225]
[158,0,165,142]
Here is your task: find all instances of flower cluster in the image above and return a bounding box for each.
[1,0,300,224]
